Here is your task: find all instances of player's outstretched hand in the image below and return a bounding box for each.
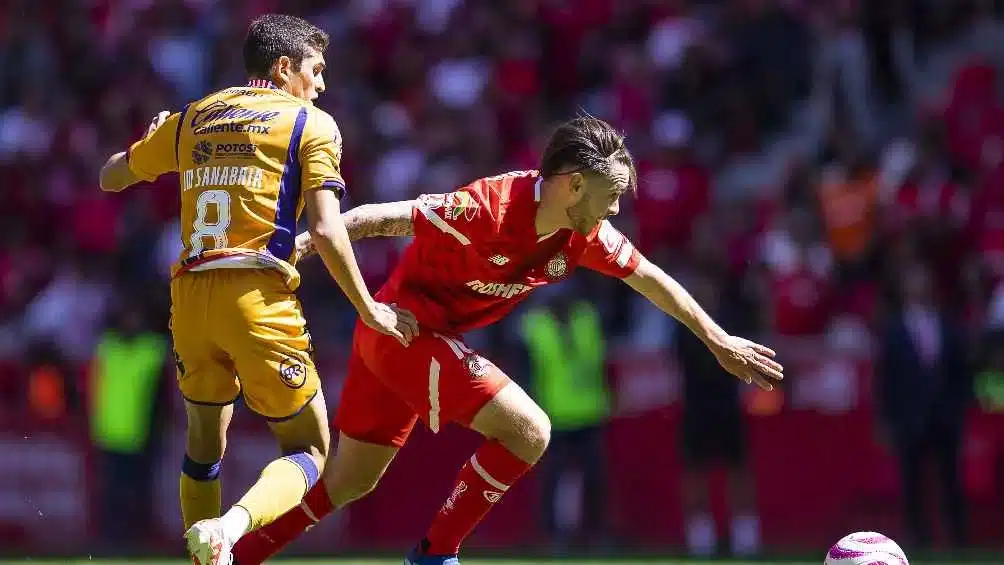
[710,335,784,391]
[362,302,419,347]
[146,110,171,137]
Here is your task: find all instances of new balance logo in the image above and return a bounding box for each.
[488,254,509,265]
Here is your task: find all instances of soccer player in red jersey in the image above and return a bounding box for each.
[231,117,784,565]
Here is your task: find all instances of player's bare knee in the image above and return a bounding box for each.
[325,473,380,507]
[185,418,227,462]
[184,402,232,462]
[186,430,225,463]
[322,458,383,506]
[321,458,382,504]
[473,383,552,461]
[519,404,551,459]
[269,392,332,474]
[496,402,551,462]
[320,434,398,507]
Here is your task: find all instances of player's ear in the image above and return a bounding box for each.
[569,172,586,201]
[273,55,293,85]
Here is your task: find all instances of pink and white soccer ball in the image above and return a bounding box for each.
[824,531,909,565]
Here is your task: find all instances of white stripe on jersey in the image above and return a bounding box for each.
[418,200,472,245]
[616,239,634,268]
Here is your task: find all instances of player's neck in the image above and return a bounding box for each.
[534,179,572,236]
[248,75,293,96]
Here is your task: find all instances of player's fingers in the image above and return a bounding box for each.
[750,342,776,357]
[148,111,170,135]
[397,319,416,343]
[391,307,419,339]
[749,371,774,391]
[390,328,409,347]
[752,358,783,381]
[403,316,419,338]
[397,308,419,332]
[757,355,784,376]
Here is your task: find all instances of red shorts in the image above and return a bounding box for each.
[334,322,510,447]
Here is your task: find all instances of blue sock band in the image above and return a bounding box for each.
[283,451,319,488]
[183,454,222,481]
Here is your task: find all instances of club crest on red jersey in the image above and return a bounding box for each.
[546,252,568,278]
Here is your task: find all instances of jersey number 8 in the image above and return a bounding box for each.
[190,189,231,257]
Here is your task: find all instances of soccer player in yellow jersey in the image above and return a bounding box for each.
[98,14,417,565]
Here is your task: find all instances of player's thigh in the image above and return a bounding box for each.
[267,388,331,469]
[334,345,418,449]
[217,269,322,422]
[469,380,552,463]
[184,401,235,463]
[170,274,241,409]
[323,432,401,507]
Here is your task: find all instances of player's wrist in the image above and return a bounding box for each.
[700,327,730,351]
[358,298,380,321]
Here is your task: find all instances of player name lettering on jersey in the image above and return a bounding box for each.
[182,166,264,191]
[465,280,533,299]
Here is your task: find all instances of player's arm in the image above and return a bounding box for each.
[300,110,417,344]
[624,258,783,390]
[624,257,728,348]
[294,200,416,261]
[582,221,783,390]
[296,176,497,259]
[99,111,179,192]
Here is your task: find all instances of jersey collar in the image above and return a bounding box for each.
[246,79,280,89]
[514,174,559,243]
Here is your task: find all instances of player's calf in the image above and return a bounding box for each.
[181,403,235,530]
[231,433,400,565]
[417,382,550,558]
[207,392,330,556]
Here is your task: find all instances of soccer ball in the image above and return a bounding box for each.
[824,531,909,564]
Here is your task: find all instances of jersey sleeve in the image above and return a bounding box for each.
[299,109,346,197]
[126,111,182,181]
[581,220,642,278]
[412,178,498,246]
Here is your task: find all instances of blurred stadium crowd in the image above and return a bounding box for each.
[3,0,1004,554]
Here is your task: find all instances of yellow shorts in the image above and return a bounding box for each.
[170,268,319,421]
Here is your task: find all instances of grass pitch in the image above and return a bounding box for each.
[0,558,997,565]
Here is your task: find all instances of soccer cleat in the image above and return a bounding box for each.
[403,540,460,565]
[184,518,234,565]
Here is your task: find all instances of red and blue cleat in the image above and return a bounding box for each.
[404,540,459,565]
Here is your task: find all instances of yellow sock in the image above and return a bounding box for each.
[233,453,318,532]
[180,473,221,530]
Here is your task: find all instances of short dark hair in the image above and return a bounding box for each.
[539,116,637,193]
[243,14,330,78]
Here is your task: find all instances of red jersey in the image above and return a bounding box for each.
[376,170,641,334]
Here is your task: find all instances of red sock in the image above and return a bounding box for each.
[232,481,334,565]
[425,440,533,555]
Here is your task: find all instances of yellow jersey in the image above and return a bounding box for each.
[127,79,346,290]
